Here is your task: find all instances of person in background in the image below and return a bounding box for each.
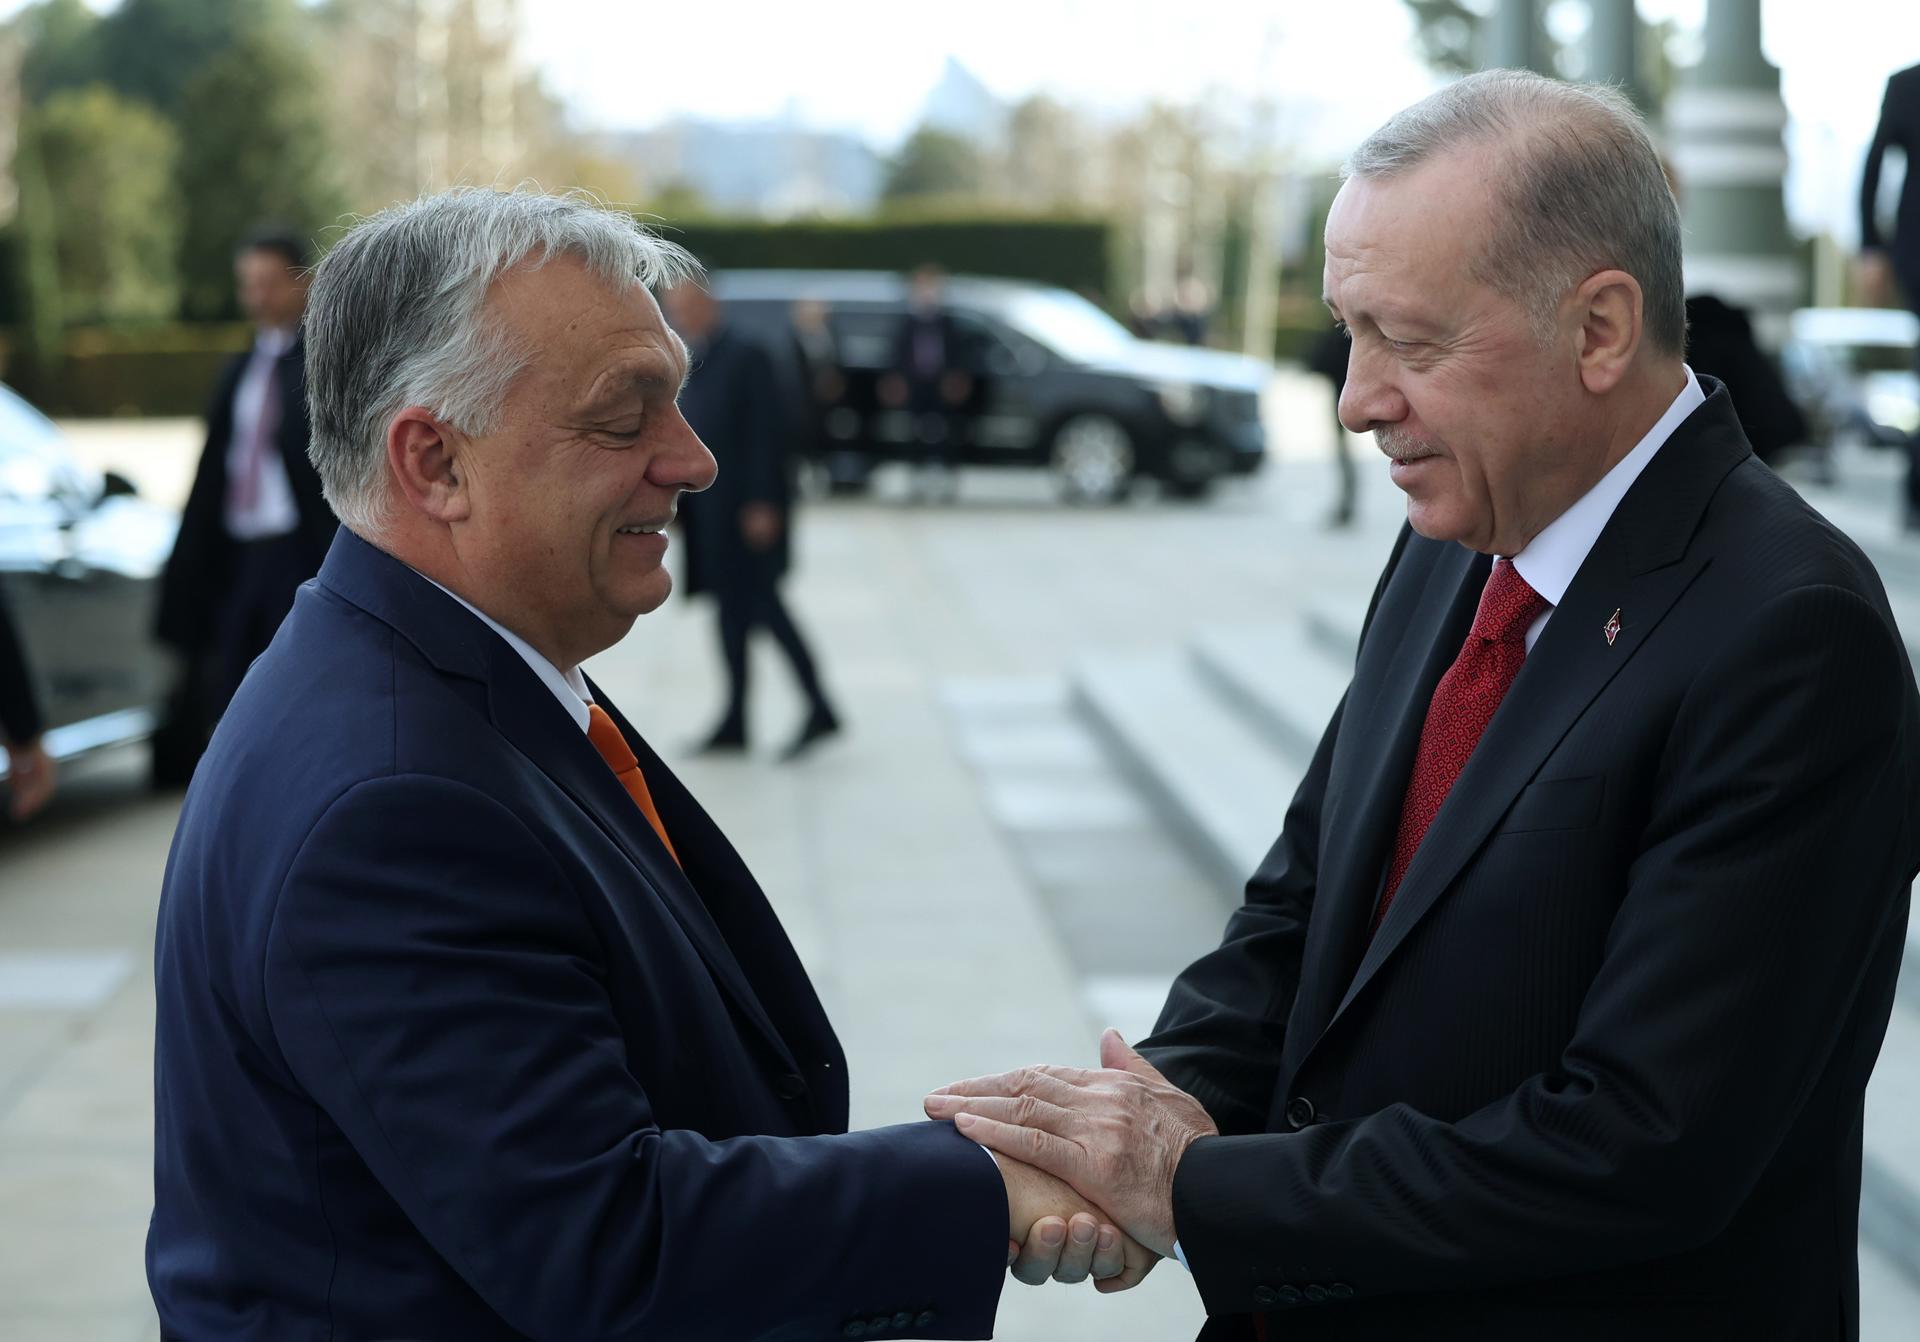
[666,281,842,761]
[1858,60,1920,530]
[1306,323,1357,528]
[0,584,55,820]
[154,228,336,779]
[880,263,972,499]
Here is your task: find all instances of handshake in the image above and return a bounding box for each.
[925,1029,1219,1294]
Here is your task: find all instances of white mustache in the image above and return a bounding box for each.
[1375,429,1442,462]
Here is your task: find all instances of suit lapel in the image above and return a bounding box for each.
[1323,385,1753,1030]
[314,532,798,1072]
[1291,540,1487,1041]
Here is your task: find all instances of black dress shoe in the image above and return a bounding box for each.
[693,724,748,755]
[779,708,841,762]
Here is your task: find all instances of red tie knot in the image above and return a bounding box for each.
[1473,558,1549,646]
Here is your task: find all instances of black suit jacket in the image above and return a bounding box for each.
[149,530,1006,1340]
[678,325,795,596]
[1141,384,1920,1340]
[155,333,336,653]
[1862,62,1920,304]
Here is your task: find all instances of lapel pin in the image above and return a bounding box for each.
[1603,609,1622,647]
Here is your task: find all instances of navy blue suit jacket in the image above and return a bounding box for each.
[149,530,1005,1341]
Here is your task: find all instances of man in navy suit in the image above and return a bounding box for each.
[148,188,1149,1340]
[928,72,1920,1339]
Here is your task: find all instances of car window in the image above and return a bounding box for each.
[996,289,1136,360]
[826,307,901,370]
[0,383,96,506]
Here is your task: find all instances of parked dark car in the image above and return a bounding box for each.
[0,383,178,789]
[712,270,1272,501]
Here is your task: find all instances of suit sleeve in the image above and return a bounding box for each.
[1169,583,1918,1313]
[263,775,1008,1342]
[738,341,788,507]
[0,584,45,743]
[1138,525,1413,1134]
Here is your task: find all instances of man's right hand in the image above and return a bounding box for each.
[1000,1153,1158,1291]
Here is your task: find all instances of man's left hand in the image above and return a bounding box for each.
[925,1029,1217,1258]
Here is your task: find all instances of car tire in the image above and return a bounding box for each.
[824,451,875,496]
[1051,414,1135,504]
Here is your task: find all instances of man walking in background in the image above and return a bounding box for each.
[154,228,336,779]
[665,280,841,760]
[0,584,55,820]
[1859,60,1920,530]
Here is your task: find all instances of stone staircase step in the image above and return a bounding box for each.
[1071,653,1297,899]
[1190,623,1351,763]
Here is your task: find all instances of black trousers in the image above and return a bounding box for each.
[714,579,829,736]
[209,534,312,725]
[1908,337,1920,521]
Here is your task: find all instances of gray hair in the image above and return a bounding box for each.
[1345,69,1685,356]
[303,187,699,535]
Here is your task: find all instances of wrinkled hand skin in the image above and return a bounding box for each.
[928,1029,1218,1260]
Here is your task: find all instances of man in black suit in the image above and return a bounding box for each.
[154,228,336,775]
[928,70,1920,1339]
[1859,60,1920,528]
[881,264,973,498]
[664,281,841,759]
[0,584,55,819]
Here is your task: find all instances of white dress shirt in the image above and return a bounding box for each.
[1507,366,1705,646]
[1170,366,1707,1278]
[224,327,303,541]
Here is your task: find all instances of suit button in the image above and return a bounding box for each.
[1330,1282,1354,1301]
[1276,1285,1303,1307]
[1304,1284,1329,1303]
[892,1312,914,1329]
[1252,1285,1278,1306]
[776,1072,808,1100]
[1284,1096,1316,1129]
[842,1324,865,1340]
[916,1310,936,1328]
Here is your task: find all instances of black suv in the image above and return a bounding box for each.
[712,270,1271,501]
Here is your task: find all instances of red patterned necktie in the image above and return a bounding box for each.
[1373,558,1549,931]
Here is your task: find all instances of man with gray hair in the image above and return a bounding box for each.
[925,71,1920,1339]
[147,188,1152,1340]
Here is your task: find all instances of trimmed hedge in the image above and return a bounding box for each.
[655,214,1114,298]
[3,323,250,416]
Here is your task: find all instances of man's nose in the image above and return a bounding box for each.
[1337,344,1408,436]
[655,407,719,494]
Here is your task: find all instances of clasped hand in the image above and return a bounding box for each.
[931,1029,1217,1289]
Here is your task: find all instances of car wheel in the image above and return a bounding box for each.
[1051,414,1135,503]
[824,452,875,496]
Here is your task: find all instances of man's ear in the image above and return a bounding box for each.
[386,408,471,524]
[1572,269,1643,395]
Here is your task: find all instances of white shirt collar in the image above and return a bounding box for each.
[414,572,595,733]
[1508,365,1705,618]
[254,326,296,359]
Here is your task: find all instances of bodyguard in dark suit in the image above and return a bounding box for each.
[149,189,1149,1341]
[1860,61,1920,527]
[154,229,335,774]
[926,72,1920,1340]
[664,282,840,760]
[0,583,55,819]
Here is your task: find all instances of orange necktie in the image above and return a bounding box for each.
[586,704,680,866]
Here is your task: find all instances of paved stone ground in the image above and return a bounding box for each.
[6,375,1917,1338]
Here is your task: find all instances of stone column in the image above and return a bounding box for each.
[1665,0,1800,339]
[1482,0,1543,73]
[1586,0,1646,111]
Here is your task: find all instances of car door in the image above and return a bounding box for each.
[949,310,1045,461]
[0,387,172,748]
